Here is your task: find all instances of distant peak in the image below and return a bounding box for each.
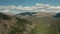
[54,13,60,18]
[16,12,37,16]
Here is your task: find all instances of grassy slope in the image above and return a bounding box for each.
[8,17,33,34]
[29,17,60,34]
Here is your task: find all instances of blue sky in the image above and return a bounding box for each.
[0,0,60,6]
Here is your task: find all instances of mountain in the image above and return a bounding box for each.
[16,12,56,17]
[16,12,37,16]
[0,12,35,34]
[0,12,11,20]
[16,12,37,20]
[0,12,60,34]
[16,12,60,34]
[16,12,56,20]
[54,13,60,18]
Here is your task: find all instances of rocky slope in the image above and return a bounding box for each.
[0,12,36,34]
[0,12,60,34]
[16,12,60,34]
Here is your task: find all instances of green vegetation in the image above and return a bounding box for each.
[8,17,60,34]
[9,18,32,34]
[0,13,11,20]
[0,12,60,34]
[29,17,60,34]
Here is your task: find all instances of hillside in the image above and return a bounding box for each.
[0,12,60,34]
[16,12,60,34]
[0,12,36,34]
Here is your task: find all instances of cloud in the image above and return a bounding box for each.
[0,3,60,14]
[0,10,14,15]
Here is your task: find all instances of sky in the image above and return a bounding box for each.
[0,0,60,6]
[0,0,60,14]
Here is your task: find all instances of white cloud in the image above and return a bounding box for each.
[0,10,9,12]
[36,3,40,6]
[0,3,60,14]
